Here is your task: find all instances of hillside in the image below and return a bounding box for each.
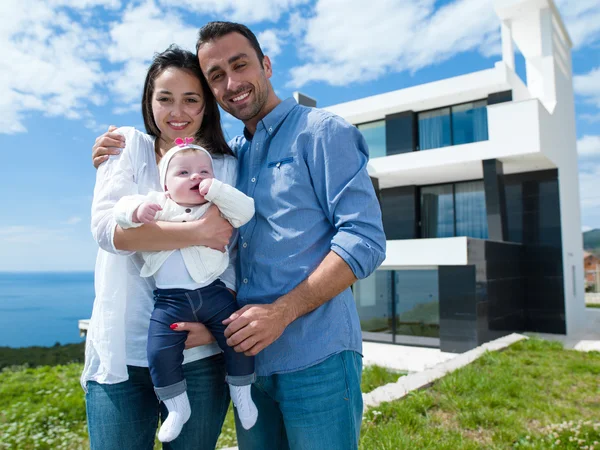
[583,228,600,251]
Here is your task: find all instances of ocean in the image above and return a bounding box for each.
[0,272,95,348]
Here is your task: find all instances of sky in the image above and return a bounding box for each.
[0,0,599,272]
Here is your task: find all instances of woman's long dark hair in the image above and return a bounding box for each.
[141,44,233,157]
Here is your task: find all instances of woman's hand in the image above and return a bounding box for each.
[93,125,125,168]
[171,322,216,349]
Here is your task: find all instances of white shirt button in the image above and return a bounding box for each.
[243,278,248,284]
[242,242,248,248]
[251,177,256,183]
[268,127,273,132]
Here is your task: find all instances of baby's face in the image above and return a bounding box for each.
[165,151,214,206]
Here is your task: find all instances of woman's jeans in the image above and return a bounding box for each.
[85,354,229,450]
[148,280,255,400]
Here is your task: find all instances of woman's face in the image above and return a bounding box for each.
[151,67,206,152]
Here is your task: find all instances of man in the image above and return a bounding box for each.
[92,21,385,449]
[196,22,386,449]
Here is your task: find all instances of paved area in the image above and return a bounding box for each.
[362,341,456,372]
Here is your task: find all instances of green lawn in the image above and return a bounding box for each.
[0,361,402,449]
[360,339,600,450]
[1,340,598,450]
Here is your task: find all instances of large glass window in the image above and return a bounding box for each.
[455,181,488,238]
[418,101,489,151]
[418,108,451,151]
[357,120,386,159]
[394,270,439,340]
[421,185,454,238]
[354,269,440,346]
[353,270,393,342]
[452,101,489,145]
[421,180,488,239]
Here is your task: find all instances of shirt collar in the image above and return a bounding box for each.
[242,97,298,141]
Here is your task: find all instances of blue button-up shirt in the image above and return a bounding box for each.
[230,97,386,376]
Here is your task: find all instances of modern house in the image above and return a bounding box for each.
[304,0,586,352]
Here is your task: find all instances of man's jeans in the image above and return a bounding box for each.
[149,280,255,400]
[234,351,363,450]
[85,354,229,450]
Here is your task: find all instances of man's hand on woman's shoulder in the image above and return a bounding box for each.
[92,125,125,169]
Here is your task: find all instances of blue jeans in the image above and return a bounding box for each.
[149,280,255,400]
[235,351,363,450]
[85,354,229,450]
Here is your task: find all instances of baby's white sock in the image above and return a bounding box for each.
[229,384,258,430]
[158,392,192,443]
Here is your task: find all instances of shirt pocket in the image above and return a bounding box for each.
[265,156,300,197]
[267,157,294,169]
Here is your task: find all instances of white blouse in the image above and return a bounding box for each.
[81,127,238,389]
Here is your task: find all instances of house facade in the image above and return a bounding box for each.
[584,251,600,289]
[302,0,586,352]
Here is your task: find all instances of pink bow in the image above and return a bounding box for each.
[175,137,194,147]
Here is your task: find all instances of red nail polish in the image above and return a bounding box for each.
[170,324,178,330]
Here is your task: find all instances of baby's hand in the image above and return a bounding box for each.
[199,178,213,196]
[132,202,162,223]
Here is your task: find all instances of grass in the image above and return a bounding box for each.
[1,340,598,449]
[0,364,87,449]
[586,303,600,309]
[0,360,401,449]
[360,339,600,450]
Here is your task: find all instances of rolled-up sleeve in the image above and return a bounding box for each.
[91,127,140,256]
[307,116,386,279]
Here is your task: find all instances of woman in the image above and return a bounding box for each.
[84,45,236,450]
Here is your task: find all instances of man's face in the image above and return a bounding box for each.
[198,32,272,126]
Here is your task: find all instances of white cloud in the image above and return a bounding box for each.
[579,162,600,230]
[555,0,600,49]
[257,29,284,60]
[0,0,108,133]
[113,103,141,115]
[287,0,500,88]
[0,226,68,244]
[49,0,121,8]
[63,216,83,225]
[160,0,310,24]
[287,0,600,89]
[578,135,600,158]
[574,66,600,108]
[583,225,593,232]
[107,1,198,63]
[581,113,600,124]
[104,1,200,106]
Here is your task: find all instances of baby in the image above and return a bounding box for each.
[114,140,257,442]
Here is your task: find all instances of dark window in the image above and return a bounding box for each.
[357,120,386,159]
[451,101,489,145]
[420,180,488,239]
[421,184,454,238]
[455,180,488,239]
[418,101,489,150]
[418,107,451,150]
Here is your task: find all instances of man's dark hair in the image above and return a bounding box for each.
[141,44,232,157]
[196,21,265,64]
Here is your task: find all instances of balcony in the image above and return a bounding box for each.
[366,97,556,189]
